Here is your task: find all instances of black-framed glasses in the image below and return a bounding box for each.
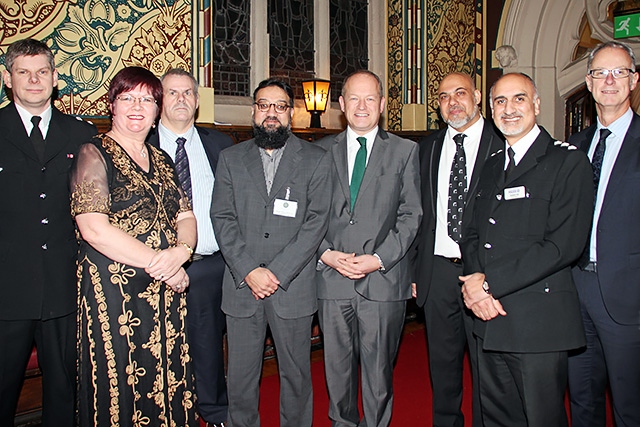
[253,102,291,113]
[588,68,635,79]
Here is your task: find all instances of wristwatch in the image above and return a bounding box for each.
[482,280,491,294]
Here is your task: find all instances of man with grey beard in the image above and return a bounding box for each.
[411,72,501,427]
[211,78,332,427]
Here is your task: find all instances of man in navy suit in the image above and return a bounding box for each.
[147,68,233,427]
[411,72,501,427]
[568,41,640,427]
[0,38,96,426]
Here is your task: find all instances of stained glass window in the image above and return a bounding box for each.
[330,0,369,102]
[268,0,315,100]
[213,0,251,97]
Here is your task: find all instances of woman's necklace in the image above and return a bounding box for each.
[140,145,147,158]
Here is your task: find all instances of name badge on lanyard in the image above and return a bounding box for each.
[274,186,298,218]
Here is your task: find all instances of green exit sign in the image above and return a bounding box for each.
[615,13,640,39]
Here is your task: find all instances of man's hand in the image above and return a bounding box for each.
[459,272,489,307]
[245,267,280,300]
[411,282,417,298]
[338,254,381,278]
[468,297,507,321]
[321,250,366,279]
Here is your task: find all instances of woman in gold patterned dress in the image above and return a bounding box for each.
[71,67,197,426]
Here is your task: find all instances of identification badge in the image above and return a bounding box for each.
[273,186,297,217]
[504,186,527,200]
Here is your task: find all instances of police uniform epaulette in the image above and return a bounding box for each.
[490,149,504,157]
[75,116,94,125]
[553,140,578,150]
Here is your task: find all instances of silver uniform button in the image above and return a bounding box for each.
[41,244,48,250]
[488,218,496,224]
[484,242,492,249]
[40,193,46,199]
[41,218,49,224]
[496,194,502,200]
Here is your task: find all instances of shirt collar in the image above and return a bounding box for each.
[346,126,379,146]
[505,124,541,165]
[15,103,52,133]
[446,116,484,144]
[596,107,633,140]
[158,121,196,147]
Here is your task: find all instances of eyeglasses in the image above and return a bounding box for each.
[254,102,291,113]
[588,68,635,79]
[116,94,157,105]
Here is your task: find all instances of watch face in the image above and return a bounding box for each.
[482,281,490,293]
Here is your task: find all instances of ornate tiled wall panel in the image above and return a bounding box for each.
[0,0,194,117]
[387,0,480,130]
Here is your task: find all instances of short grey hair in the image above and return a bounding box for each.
[161,68,199,93]
[587,41,636,73]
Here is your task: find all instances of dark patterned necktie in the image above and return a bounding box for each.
[30,116,45,160]
[448,133,467,243]
[175,137,192,202]
[505,146,516,179]
[592,128,611,196]
[350,136,367,210]
[578,128,611,268]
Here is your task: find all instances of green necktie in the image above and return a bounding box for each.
[350,136,367,210]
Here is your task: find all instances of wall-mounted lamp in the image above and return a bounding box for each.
[302,79,331,128]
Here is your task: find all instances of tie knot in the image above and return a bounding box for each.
[356,136,367,148]
[31,116,42,127]
[453,133,466,147]
[599,128,611,142]
[176,137,187,147]
[507,146,516,162]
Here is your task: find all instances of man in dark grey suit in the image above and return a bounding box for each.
[316,70,422,427]
[568,40,640,427]
[460,73,592,427]
[411,72,502,427]
[0,38,96,426]
[211,78,332,427]
[147,68,233,427]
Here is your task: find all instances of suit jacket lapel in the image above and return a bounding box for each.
[600,114,640,215]
[269,136,302,201]
[331,131,352,206]
[43,108,71,164]
[428,133,445,219]
[504,129,551,186]
[243,141,270,202]
[357,129,388,196]
[1,103,40,162]
[468,124,500,199]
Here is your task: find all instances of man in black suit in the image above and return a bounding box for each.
[460,73,592,427]
[411,72,501,427]
[568,41,640,427]
[147,68,233,427]
[0,38,96,426]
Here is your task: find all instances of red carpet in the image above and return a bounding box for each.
[258,324,460,426]
[256,321,614,426]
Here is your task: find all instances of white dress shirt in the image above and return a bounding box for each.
[15,103,52,139]
[158,122,218,254]
[346,126,378,182]
[434,117,484,258]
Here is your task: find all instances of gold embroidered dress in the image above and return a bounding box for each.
[71,135,195,427]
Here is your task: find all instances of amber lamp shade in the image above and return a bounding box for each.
[302,79,331,128]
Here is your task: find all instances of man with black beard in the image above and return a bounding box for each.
[411,72,502,427]
[211,78,333,427]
